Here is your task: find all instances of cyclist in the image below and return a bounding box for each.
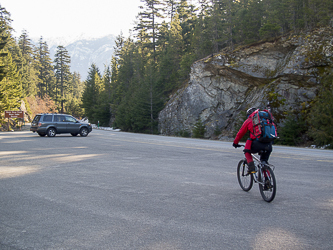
[233,107,273,174]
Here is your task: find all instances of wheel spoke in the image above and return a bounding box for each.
[237,160,253,192]
[259,167,276,202]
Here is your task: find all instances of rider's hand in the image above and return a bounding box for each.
[233,143,241,148]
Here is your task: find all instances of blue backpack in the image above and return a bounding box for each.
[250,109,277,142]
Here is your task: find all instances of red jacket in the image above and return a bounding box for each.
[234,118,256,150]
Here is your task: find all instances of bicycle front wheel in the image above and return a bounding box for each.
[237,159,253,191]
[259,166,276,202]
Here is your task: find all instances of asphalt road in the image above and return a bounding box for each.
[0,130,332,250]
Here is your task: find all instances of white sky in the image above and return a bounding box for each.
[1,0,142,42]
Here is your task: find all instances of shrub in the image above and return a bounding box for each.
[277,113,308,146]
[307,72,333,148]
[175,130,191,138]
[192,119,206,138]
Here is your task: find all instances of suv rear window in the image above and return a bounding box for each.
[43,115,53,122]
[32,115,41,123]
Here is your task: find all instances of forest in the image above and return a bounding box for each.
[0,0,332,147]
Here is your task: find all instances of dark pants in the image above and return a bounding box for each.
[251,140,272,162]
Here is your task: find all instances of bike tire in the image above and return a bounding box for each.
[237,159,253,191]
[259,166,276,202]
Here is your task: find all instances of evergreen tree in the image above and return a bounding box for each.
[18,30,38,96]
[36,37,55,98]
[308,71,333,148]
[0,30,8,82]
[69,72,83,99]
[0,5,22,125]
[81,64,101,123]
[157,14,184,93]
[175,0,198,80]
[279,114,308,146]
[207,0,226,53]
[177,0,197,53]
[65,72,84,118]
[224,0,235,49]
[103,66,112,105]
[109,33,125,112]
[0,52,22,124]
[112,39,142,130]
[95,74,111,126]
[0,5,11,82]
[191,1,212,58]
[233,0,264,44]
[136,0,165,61]
[165,0,178,22]
[54,45,71,113]
[114,32,125,58]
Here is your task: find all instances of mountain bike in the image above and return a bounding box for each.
[237,146,276,202]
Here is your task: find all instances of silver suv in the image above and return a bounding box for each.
[30,114,92,137]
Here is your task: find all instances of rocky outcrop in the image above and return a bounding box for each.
[158,27,333,139]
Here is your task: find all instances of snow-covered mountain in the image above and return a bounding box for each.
[48,35,116,80]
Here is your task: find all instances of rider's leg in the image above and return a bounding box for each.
[245,140,256,173]
[247,161,256,174]
[260,142,272,164]
[251,140,272,164]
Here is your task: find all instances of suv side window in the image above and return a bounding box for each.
[43,115,53,122]
[65,116,77,123]
[55,115,66,122]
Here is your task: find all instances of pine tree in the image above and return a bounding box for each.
[95,78,111,126]
[233,0,264,44]
[113,32,125,58]
[103,66,112,103]
[36,37,55,98]
[81,64,101,123]
[54,45,71,113]
[225,0,235,49]
[65,72,84,118]
[0,5,22,125]
[112,39,141,130]
[177,0,197,53]
[308,71,333,148]
[207,0,225,53]
[0,52,22,124]
[136,0,165,62]
[157,14,184,93]
[18,30,38,96]
[0,28,8,82]
[0,5,11,82]
[165,0,178,22]
[174,0,199,81]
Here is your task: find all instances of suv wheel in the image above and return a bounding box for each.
[80,127,89,137]
[47,128,56,137]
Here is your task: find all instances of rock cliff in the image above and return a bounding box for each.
[158,27,333,139]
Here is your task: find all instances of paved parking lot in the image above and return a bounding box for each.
[1,130,333,249]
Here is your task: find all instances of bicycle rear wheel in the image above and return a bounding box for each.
[237,159,253,191]
[259,166,276,202]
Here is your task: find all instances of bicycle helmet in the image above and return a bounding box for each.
[246,107,257,117]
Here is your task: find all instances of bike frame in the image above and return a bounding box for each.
[249,153,275,185]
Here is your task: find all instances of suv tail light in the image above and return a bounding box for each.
[38,122,42,127]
